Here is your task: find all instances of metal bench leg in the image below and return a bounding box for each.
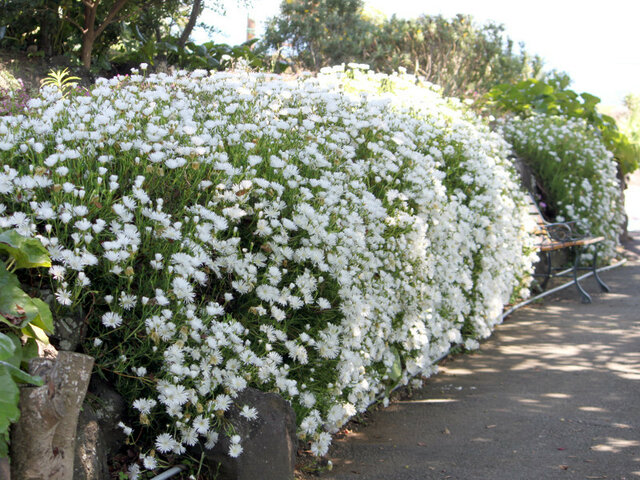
[574,248,592,303]
[592,248,611,292]
[541,251,552,290]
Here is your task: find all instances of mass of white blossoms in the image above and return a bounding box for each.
[0,66,536,471]
[500,114,623,260]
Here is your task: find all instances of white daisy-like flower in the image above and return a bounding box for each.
[154,433,175,453]
[132,398,156,414]
[55,288,72,306]
[49,265,66,281]
[205,431,219,449]
[228,442,243,458]
[119,292,137,310]
[142,455,157,470]
[239,405,258,421]
[192,415,209,434]
[101,312,123,328]
[172,276,195,303]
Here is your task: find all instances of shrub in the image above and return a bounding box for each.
[500,114,624,260]
[0,67,534,475]
[485,78,640,175]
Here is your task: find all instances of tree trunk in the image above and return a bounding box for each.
[10,352,94,480]
[79,0,131,69]
[81,1,98,69]
[177,0,203,50]
[80,35,95,69]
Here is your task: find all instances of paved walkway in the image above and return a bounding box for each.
[323,233,640,480]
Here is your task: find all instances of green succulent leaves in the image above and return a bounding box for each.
[0,230,51,458]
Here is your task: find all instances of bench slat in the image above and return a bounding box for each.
[538,236,605,252]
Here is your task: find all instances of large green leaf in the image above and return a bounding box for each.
[0,265,44,329]
[22,323,49,344]
[29,297,54,333]
[0,360,42,386]
[0,230,51,269]
[0,366,20,435]
[0,333,16,361]
[0,333,21,369]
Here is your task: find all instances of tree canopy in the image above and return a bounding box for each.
[0,0,250,69]
[262,0,544,97]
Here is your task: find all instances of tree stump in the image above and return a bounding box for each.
[10,351,94,480]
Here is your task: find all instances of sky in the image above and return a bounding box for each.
[198,0,640,106]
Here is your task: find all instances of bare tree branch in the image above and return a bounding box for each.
[178,0,203,49]
[94,0,131,39]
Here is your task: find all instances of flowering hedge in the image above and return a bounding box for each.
[0,67,534,475]
[500,114,623,260]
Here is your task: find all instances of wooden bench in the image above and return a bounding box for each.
[528,196,610,303]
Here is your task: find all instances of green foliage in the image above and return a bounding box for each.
[485,79,639,175]
[0,230,51,459]
[0,0,77,56]
[111,29,287,73]
[0,0,253,71]
[263,6,542,97]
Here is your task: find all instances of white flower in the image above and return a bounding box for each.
[55,288,72,306]
[142,455,157,470]
[119,293,137,310]
[161,383,189,408]
[118,421,133,436]
[127,463,140,480]
[192,415,209,434]
[155,433,176,453]
[205,431,219,449]
[205,301,224,316]
[181,428,198,446]
[101,312,123,328]
[239,405,258,421]
[172,276,195,303]
[133,398,156,414]
[213,394,232,412]
[49,265,66,281]
[228,442,243,458]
